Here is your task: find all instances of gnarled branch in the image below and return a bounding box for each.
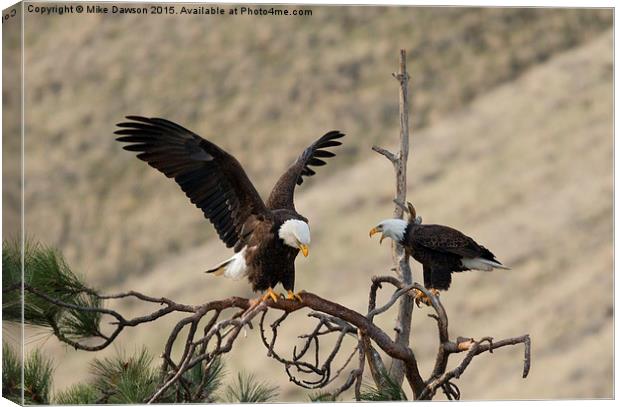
[11,275,530,401]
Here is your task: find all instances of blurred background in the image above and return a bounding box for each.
[3,4,613,401]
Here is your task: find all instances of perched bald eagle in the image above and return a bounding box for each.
[115,116,344,302]
[369,203,508,305]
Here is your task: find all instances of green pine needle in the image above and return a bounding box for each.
[359,370,407,401]
[54,383,99,404]
[2,238,103,341]
[90,347,158,403]
[308,390,337,402]
[223,372,279,403]
[188,356,226,402]
[2,239,22,321]
[2,343,55,404]
[24,349,55,404]
[158,355,227,403]
[2,343,22,404]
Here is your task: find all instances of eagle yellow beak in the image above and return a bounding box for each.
[369,227,385,244]
[298,244,309,257]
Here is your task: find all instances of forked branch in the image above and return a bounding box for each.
[11,278,529,401]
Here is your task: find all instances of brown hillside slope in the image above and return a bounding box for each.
[29,29,612,400]
[18,7,611,284]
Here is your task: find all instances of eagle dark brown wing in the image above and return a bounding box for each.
[266,130,345,210]
[408,224,490,259]
[115,116,268,249]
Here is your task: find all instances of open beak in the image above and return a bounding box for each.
[369,227,386,244]
[298,244,309,257]
[369,227,380,238]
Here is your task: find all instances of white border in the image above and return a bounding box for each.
[0,1,616,406]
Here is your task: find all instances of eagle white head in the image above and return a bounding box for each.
[279,219,311,257]
[369,219,408,244]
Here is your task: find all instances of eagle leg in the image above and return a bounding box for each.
[286,290,303,302]
[261,287,279,303]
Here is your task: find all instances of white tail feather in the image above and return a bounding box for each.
[461,257,510,271]
[205,247,248,280]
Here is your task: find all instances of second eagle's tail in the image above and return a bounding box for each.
[461,257,511,271]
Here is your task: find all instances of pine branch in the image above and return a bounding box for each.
[3,239,103,340]
[2,343,22,404]
[222,372,279,403]
[54,383,100,405]
[2,342,55,404]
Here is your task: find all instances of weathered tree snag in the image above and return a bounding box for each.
[371,48,414,386]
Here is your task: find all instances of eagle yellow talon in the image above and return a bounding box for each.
[414,289,440,307]
[414,290,429,307]
[261,288,279,303]
[286,290,303,302]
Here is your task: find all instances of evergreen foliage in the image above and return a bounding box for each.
[54,383,100,405]
[308,391,338,402]
[2,343,22,404]
[2,239,103,341]
[2,343,55,404]
[2,341,273,404]
[223,372,279,403]
[24,349,55,404]
[308,369,408,402]
[359,369,407,401]
[164,355,225,403]
[1,241,277,404]
[89,348,159,403]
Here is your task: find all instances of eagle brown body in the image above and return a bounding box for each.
[115,116,344,300]
[403,223,504,291]
[370,205,508,304]
[242,209,306,292]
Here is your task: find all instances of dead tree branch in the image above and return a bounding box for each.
[365,276,530,400]
[11,273,530,401]
[372,48,414,386]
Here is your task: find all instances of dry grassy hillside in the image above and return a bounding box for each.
[2,4,22,240]
[6,5,613,401]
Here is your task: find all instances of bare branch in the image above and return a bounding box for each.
[420,335,531,400]
[10,264,528,402]
[371,145,398,164]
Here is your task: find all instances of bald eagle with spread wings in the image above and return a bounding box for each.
[369,203,509,306]
[115,116,344,302]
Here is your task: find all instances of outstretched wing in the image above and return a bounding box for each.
[115,116,268,249]
[266,130,345,210]
[409,224,491,259]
